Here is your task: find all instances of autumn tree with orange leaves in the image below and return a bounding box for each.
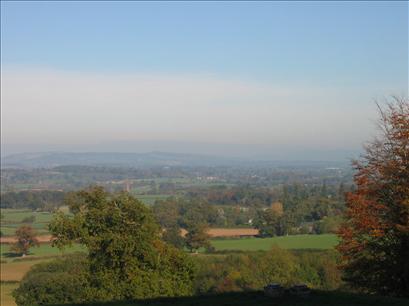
[337,97,409,296]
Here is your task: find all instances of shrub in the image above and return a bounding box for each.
[13,254,91,306]
[21,216,35,224]
[192,248,343,294]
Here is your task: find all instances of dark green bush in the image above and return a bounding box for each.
[13,254,91,306]
[193,248,343,294]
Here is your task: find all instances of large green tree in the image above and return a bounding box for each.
[185,223,211,253]
[338,97,409,296]
[48,187,196,301]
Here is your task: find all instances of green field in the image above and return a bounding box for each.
[211,234,339,251]
[134,194,171,205]
[1,243,86,260]
[1,209,54,236]
[1,209,53,223]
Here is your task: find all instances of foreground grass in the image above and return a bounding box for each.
[0,259,53,281]
[211,234,338,251]
[51,291,409,306]
[0,245,86,306]
[0,282,18,306]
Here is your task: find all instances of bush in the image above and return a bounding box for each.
[193,248,343,294]
[13,254,91,306]
[21,216,35,224]
[13,249,196,306]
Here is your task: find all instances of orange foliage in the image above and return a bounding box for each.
[337,97,409,296]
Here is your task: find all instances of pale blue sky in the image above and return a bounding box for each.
[1,1,408,160]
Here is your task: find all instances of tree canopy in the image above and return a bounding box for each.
[11,225,39,256]
[48,187,196,302]
[337,97,409,297]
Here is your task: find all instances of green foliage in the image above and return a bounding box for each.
[13,254,90,306]
[255,209,288,237]
[315,216,343,234]
[253,247,298,286]
[162,226,185,249]
[36,291,409,306]
[21,215,35,224]
[11,226,39,256]
[45,187,196,302]
[193,248,343,294]
[0,190,66,210]
[185,224,211,253]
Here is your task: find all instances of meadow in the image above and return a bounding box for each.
[134,194,171,205]
[211,234,339,251]
[1,243,85,260]
[1,209,54,236]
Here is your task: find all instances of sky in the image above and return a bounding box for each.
[1,1,408,160]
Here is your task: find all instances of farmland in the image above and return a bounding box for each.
[0,233,338,306]
[1,243,85,259]
[211,234,339,251]
[1,283,18,306]
[0,243,86,306]
[0,209,55,237]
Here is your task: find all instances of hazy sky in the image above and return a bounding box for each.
[1,1,408,159]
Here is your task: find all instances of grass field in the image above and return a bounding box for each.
[1,243,86,260]
[48,291,409,306]
[1,259,54,281]
[0,283,18,306]
[211,234,339,251]
[134,194,171,205]
[1,209,54,223]
[1,209,54,237]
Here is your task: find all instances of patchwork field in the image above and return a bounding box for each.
[1,209,54,237]
[0,242,86,306]
[0,207,339,306]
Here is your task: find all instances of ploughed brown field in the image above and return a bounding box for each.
[0,235,53,244]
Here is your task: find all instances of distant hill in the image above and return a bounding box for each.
[1,151,232,168]
[1,151,348,169]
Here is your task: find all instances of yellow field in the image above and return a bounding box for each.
[1,259,50,281]
[0,283,18,306]
[0,259,53,306]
